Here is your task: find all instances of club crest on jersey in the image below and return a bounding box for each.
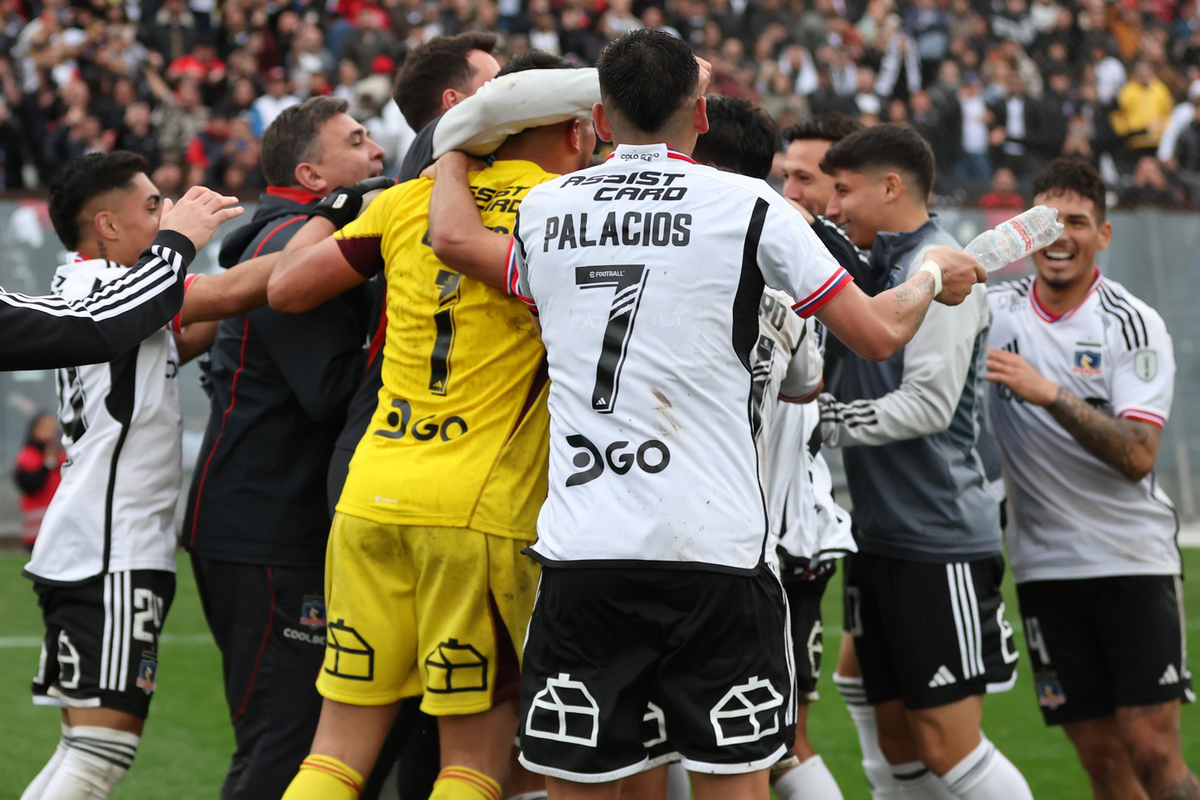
[1034,671,1066,709]
[300,596,326,628]
[136,651,158,695]
[1072,346,1103,376]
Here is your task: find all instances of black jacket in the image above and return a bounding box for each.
[184,189,369,566]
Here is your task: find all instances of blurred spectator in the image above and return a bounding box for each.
[977,167,1026,209]
[140,0,197,65]
[989,71,1044,178]
[12,413,64,551]
[252,67,300,136]
[1091,42,1128,104]
[340,7,403,74]
[147,73,211,153]
[1112,60,1174,159]
[1158,79,1200,166]
[955,71,991,183]
[1118,155,1183,206]
[115,102,161,171]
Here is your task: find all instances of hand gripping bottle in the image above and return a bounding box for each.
[964,205,1065,273]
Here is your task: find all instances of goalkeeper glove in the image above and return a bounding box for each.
[309,176,394,228]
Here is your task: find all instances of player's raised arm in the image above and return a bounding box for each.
[812,244,984,361]
[427,151,511,289]
[267,178,391,312]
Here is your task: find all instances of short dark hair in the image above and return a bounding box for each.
[1032,157,1108,222]
[260,96,350,187]
[498,50,578,76]
[393,31,498,130]
[597,29,698,135]
[782,112,863,146]
[49,151,148,251]
[820,123,936,199]
[692,95,778,180]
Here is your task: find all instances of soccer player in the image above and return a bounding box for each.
[20,152,278,800]
[267,57,598,800]
[985,158,1198,800]
[325,39,500,794]
[182,96,385,800]
[327,31,501,515]
[502,30,982,800]
[782,113,912,800]
[693,95,851,800]
[816,124,1032,800]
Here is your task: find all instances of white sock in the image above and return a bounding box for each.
[938,735,1033,800]
[39,726,140,799]
[885,762,957,799]
[772,754,845,800]
[665,761,690,800]
[834,673,899,797]
[21,723,73,800]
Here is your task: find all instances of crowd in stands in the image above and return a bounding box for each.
[4,0,1200,206]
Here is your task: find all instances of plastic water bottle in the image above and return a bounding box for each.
[964,205,1065,273]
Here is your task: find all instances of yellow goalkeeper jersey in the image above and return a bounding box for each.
[332,160,555,539]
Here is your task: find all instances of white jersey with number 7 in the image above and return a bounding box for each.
[508,143,851,572]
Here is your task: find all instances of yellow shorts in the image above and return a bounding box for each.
[316,513,540,715]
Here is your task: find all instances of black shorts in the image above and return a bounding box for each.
[32,570,176,718]
[846,552,1019,709]
[779,556,836,700]
[1017,575,1194,726]
[519,564,795,782]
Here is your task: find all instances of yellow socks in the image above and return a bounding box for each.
[281,754,364,800]
[430,765,502,800]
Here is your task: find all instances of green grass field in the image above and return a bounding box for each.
[1,549,1197,799]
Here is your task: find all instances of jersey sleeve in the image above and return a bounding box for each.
[333,189,392,278]
[0,230,193,371]
[779,318,823,402]
[819,250,989,447]
[1111,309,1175,428]
[507,212,538,316]
[755,197,852,318]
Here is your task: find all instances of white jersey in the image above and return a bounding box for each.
[757,299,854,567]
[987,271,1178,583]
[25,256,184,584]
[509,143,851,571]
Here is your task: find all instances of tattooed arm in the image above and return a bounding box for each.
[986,348,1162,481]
[817,244,983,361]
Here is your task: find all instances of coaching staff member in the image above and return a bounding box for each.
[182,96,385,800]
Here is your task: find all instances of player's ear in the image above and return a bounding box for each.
[693,93,709,135]
[1097,219,1113,251]
[93,208,119,243]
[567,119,582,153]
[442,86,465,111]
[593,102,614,144]
[882,171,904,202]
